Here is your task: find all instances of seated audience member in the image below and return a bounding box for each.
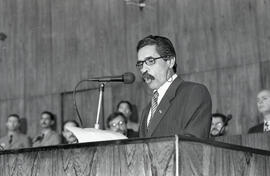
[32,111,61,147]
[62,120,79,144]
[210,113,232,137]
[107,112,138,138]
[117,100,139,133]
[0,114,31,149]
[248,89,270,133]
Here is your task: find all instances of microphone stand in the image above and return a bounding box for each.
[94,83,105,129]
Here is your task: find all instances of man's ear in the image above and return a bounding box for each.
[167,57,176,69]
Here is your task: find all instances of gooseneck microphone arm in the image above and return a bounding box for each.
[73,72,135,128]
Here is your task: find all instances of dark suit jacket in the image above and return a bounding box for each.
[248,123,264,134]
[139,77,212,138]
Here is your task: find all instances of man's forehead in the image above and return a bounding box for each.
[258,90,270,98]
[137,45,159,60]
[110,116,124,123]
[212,117,224,122]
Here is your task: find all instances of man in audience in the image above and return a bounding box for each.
[0,114,31,149]
[32,111,61,147]
[248,89,270,133]
[136,35,212,138]
[107,112,138,138]
[62,120,79,144]
[210,113,232,137]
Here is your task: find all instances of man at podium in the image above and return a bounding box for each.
[136,35,212,138]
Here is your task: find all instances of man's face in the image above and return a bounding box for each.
[210,117,225,136]
[257,90,270,115]
[62,122,78,144]
[137,45,172,90]
[40,113,54,129]
[6,116,20,131]
[109,115,127,135]
[118,103,131,119]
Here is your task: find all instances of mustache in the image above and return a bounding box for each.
[142,72,155,81]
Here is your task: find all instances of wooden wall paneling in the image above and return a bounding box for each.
[260,60,270,89]
[215,64,260,135]
[0,99,24,137]
[0,0,8,99]
[175,0,218,74]
[51,0,93,93]
[55,140,175,175]
[214,134,243,146]
[241,133,270,151]
[183,63,260,135]
[93,0,112,77]
[23,0,53,96]
[24,94,61,138]
[254,0,270,62]
[179,141,270,176]
[1,0,25,99]
[157,0,177,41]
[107,0,127,75]
[212,0,259,69]
[72,0,98,81]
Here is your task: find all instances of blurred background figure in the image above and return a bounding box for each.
[0,114,31,150]
[248,89,270,133]
[32,111,61,147]
[116,100,139,133]
[210,113,232,137]
[107,112,138,138]
[62,120,79,144]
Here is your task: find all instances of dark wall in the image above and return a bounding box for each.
[0,0,269,137]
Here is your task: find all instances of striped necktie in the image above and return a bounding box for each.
[148,91,159,125]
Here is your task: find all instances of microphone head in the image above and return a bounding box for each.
[123,72,135,84]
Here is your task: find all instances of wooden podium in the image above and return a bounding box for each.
[0,135,270,176]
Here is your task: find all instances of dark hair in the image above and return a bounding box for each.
[7,114,20,121]
[63,120,79,129]
[106,112,127,128]
[41,111,55,121]
[136,35,177,73]
[212,113,232,126]
[116,100,133,112]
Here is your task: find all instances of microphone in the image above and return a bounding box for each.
[88,72,135,84]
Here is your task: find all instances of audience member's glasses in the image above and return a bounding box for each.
[110,121,125,128]
[136,55,172,69]
[212,122,223,128]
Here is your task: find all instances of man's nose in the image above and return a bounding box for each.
[140,63,149,73]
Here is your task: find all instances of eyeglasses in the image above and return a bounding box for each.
[136,55,172,69]
[110,121,125,128]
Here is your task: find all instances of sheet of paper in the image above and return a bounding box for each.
[66,126,128,143]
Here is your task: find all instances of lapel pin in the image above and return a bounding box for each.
[159,110,162,114]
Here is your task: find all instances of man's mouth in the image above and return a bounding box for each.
[142,72,155,83]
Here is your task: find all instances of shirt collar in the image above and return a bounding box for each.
[154,74,177,104]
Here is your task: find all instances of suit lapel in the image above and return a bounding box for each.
[140,103,151,137]
[146,77,183,137]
